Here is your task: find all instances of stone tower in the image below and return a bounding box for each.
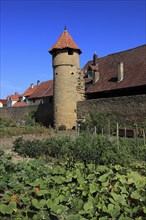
[49,28,84,129]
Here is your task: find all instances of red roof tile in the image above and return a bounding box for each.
[49,29,82,54]
[13,102,27,107]
[89,65,98,71]
[29,80,53,98]
[7,93,20,101]
[21,85,38,97]
[84,78,93,83]
[0,99,7,104]
[84,45,146,93]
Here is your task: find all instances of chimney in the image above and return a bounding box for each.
[30,83,34,89]
[93,52,98,66]
[118,62,124,82]
[15,92,18,95]
[93,70,99,84]
[37,80,40,86]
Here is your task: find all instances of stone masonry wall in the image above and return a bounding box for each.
[53,49,83,129]
[1,95,145,128]
[0,103,53,126]
[77,95,146,125]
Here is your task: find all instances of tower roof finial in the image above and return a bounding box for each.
[64,25,67,31]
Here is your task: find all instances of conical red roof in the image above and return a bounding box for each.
[49,29,82,54]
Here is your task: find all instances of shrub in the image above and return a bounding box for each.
[13,137,49,158]
[81,112,116,135]
[0,118,16,128]
[25,111,37,126]
[13,132,146,166]
[0,150,4,157]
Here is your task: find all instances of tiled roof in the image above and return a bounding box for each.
[89,65,98,71]
[84,78,93,83]
[29,80,53,99]
[13,102,27,107]
[0,99,7,104]
[49,29,82,54]
[21,85,38,97]
[7,93,20,101]
[84,44,146,93]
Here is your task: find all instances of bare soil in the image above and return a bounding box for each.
[0,134,52,163]
[0,131,77,163]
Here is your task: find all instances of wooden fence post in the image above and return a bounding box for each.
[94,126,97,135]
[135,123,139,147]
[143,129,145,146]
[102,128,104,137]
[124,127,126,138]
[77,123,80,137]
[106,121,110,142]
[116,122,119,150]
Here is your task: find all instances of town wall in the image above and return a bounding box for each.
[77,95,146,125]
[0,103,53,126]
[0,95,145,127]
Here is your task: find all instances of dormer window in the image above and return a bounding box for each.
[87,71,92,78]
[68,48,73,55]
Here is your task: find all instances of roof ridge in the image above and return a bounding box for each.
[107,44,146,57]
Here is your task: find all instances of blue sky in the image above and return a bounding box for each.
[1,0,146,99]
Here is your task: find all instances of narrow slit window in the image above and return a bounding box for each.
[68,49,73,55]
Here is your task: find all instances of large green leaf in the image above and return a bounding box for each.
[98,173,109,182]
[2,193,11,202]
[36,190,49,196]
[29,178,46,188]
[51,203,69,215]
[89,181,99,194]
[0,204,7,214]
[65,170,74,182]
[83,201,94,213]
[130,190,141,200]
[49,188,59,199]
[51,175,65,184]
[76,169,85,184]
[66,214,82,220]
[0,202,16,215]
[87,163,95,172]
[32,198,46,209]
[86,173,96,180]
[143,206,146,214]
[99,216,108,220]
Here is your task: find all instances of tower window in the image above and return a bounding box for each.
[68,49,73,55]
[55,72,58,75]
[49,97,53,103]
[71,72,74,75]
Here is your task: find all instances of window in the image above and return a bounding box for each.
[55,72,58,75]
[49,97,53,103]
[87,71,92,78]
[71,72,74,75]
[68,49,73,55]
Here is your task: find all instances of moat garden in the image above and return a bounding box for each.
[0,113,146,220]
